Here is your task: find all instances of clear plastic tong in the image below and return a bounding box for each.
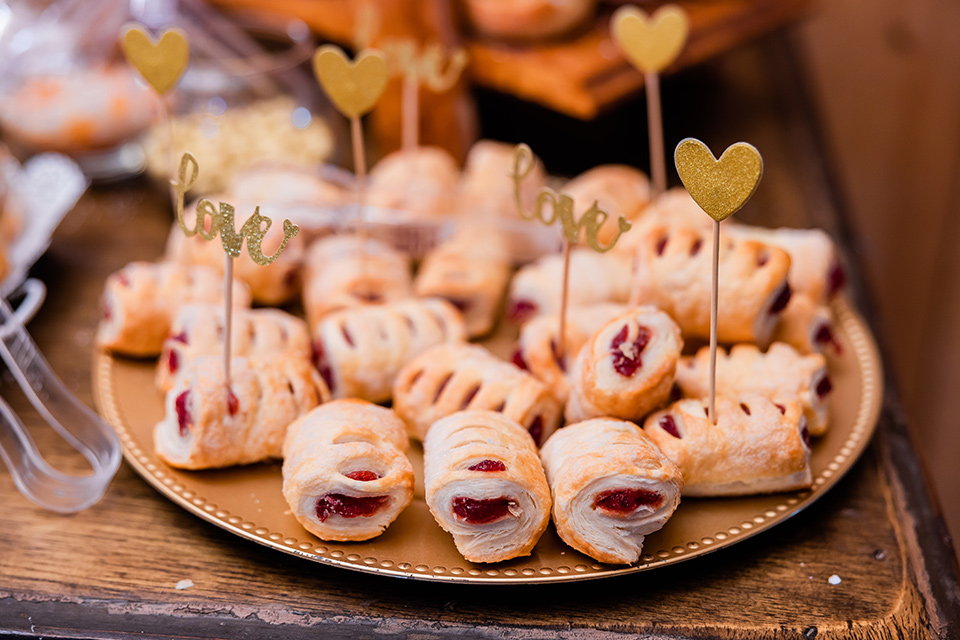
[0,280,121,512]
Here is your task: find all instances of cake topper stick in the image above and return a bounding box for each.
[173,153,300,387]
[675,138,763,423]
[121,24,190,185]
[511,144,632,360]
[611,5,689,197]
[313,45,389,273]
[382,39,468,152]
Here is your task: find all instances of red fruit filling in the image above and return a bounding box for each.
[593,488,663,513]
[170,331,188,344]
[354,291,382,303]
[740,403,751,416]
[757,252,769,267]
[669,384,682,403]
[468,459,506,472]
[528,415,544,446]
[445,297,471,313]
[167,349,179,374]
[340,325,355,347]
[452,496,514,524]
[507,298,538,323]
[690,238,703,256]
[768,283,792,315]
[345,470,380,481]
[282,269,299,290]
[460,384,480,410]
[491,401,506,413]
[511,347,529,371]
[775,403,786,415]
[311,341,335,394]
[656,236,668,256]
[116,273,131,287]
[434,373,453,402]
[814,323,843,354]
[801,426,811,449]
[816,375,833,399]
[101,300,112,321]
[227,389,239,416]
[827,262,846,298]
[659,415,681,438]
[175,390,192,437]
[610,325,652,377]
[315,494,389,522]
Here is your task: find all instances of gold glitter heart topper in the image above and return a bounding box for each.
[674,138,763,222]
[511,144,631,252]
[173,154,299,265]
[611,5,689,74]
[313,45,390,118]
[121,24,190,95]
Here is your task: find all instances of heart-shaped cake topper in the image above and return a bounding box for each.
[675,138,763,222]
[313,45,389,118]
[121,25,190,95]
[611,5,689,74]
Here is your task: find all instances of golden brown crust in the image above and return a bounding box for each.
[565,306,683,423]
[312,298,467,403]
[563,165,651,246]
[282,400,414,542]
[424,410,551,563]
[96,262,251,357]
[631,225,792,345]
[541,418,683,564]
[643,395,812,496]
[368,147,460,217]
[393,343,562,446]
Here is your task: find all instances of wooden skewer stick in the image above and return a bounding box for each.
[350,115,370,284]
[557,238,573,361]
[402,74,419,152]
[223,253,234,389]
[708,219,720,424]
[645,71,666,198]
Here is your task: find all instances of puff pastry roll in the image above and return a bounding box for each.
[512,303,627,403]
[368,146,460,217]
[156,305,311,393]
[393,343,562,445]
[414,226,511,337]
[302,235,414,327]
[282,399,414,542]
[566,307,683,423]
[725,225,845,303]
[632,225,792,346]
[311,298,466,403]
[644,395,813,496]
[773,293,842,355]
[459,139,546,218]
[506,249,631,323]
[165,198,306,306]
[612,188,711,259]
[676,343,831,436]
[563,165,651,246]
[154,356,327,470]
[424,410,551,563]
[97,262,251,357]
[540,418,683,564]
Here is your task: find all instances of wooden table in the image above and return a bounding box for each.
[1,35,958,639]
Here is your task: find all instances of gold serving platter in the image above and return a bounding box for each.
[93,296,882,584]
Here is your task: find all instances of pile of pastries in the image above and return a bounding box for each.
[97,139,847,566]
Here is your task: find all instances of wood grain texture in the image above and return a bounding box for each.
[0,36,957,640]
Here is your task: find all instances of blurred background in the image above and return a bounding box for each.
[0,0,956,551]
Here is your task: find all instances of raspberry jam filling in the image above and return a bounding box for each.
[511,347,529,371]
[227,389,239,416]
[593,488,663,513]
[610,325,652,377]
[354,291,382,303]
[827,262,846,297]
[175,390,192,437]
[445,297,471,313]
[507,298,538,323]
[170,331,188,344]
[116,273,131,287]
[315,494,389,522]
[768,283,792,315]
[551,338,566,372]
[167,349,179,374]
[468,459,506,472]
[814,323,843,354]
[101,300,112,321]
[311,341,335,394]
[528,416,544,446]
[345,470,380,481]
[452,496,515,524]
[659,415,681,438]
[816,375,833,399]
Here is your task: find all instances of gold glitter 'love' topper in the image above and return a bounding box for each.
[611,5,689,74]
[511,144,631,253]
[313,45,389,118]
[381,38,468,92]
[121,24,190,95]
[173,153,299,265]
[674,138,763,222]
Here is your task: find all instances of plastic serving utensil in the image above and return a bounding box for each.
[0,285,121,512]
